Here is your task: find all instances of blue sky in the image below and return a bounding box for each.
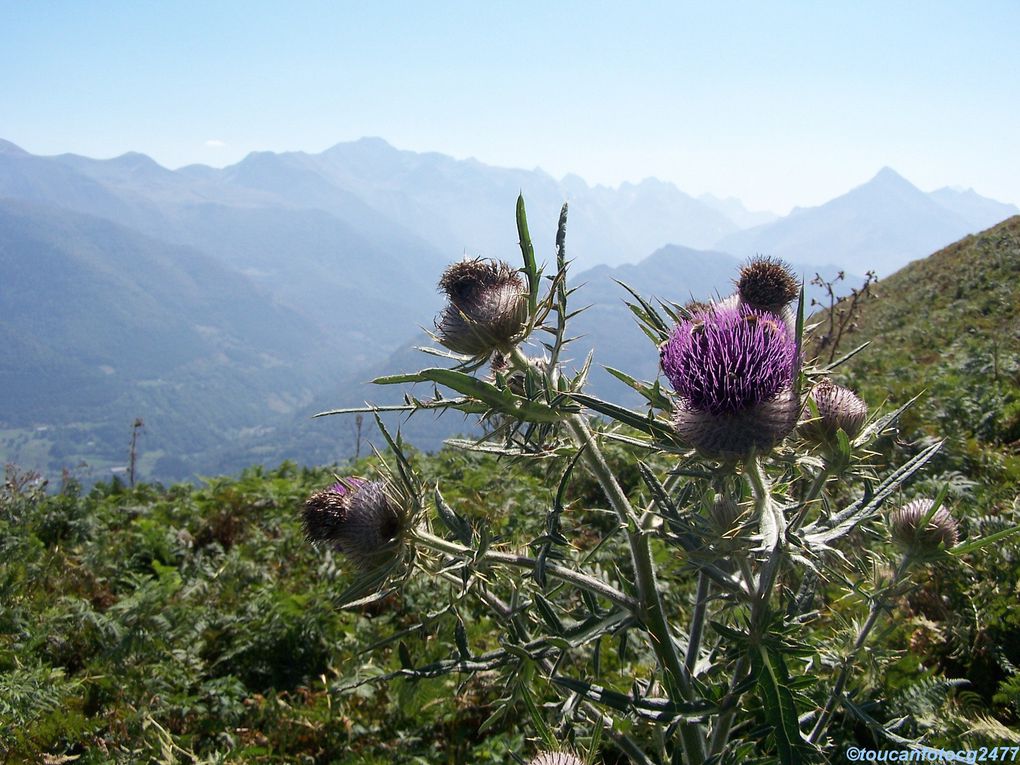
[2,1,1018,213]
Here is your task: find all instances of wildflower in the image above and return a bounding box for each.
[435,258,529,356]
[799,379,869,444]
[889,498,959,555]
[737,256,800,314]
[528,753,584,765]
[303,479,403,568]
[660,305,800,458]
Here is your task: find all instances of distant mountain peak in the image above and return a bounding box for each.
[868,166,912,187]
[323,136,397,156]
[0,138,28,155]
[110,151,164,171]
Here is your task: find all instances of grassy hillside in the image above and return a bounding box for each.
[828,215,1020,506]
[815,217,1020,727]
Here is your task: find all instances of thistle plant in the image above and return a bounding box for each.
[309,199,1017,763]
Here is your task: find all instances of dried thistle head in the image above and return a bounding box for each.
[799,379,869,444]
[889,498,960,556]
[660,306,800,458]
[737,256,800,314]
[528,753,584,765]
[303,479,404,569]
[435,258,529,356]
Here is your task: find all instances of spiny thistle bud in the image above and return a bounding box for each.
[660,306,800,458]
[737,256,800,314]
[528,753,584,765]
[303,479,403,569]
[889,498,960,555]
[799,379,869,444]
[435,258,529,357]
[709,494,742,533]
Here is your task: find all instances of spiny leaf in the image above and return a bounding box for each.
[434,485,473,546]
[753,646,807,765]
[375,367,570,423]
[517,194,539,316]
[568,392,678,443]
[604,366,673,411]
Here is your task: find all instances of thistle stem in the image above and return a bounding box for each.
[707,654,752,756]
[789,466,830,532]
[510,346,707,762]
[438,570,657,765]
[710,458,783,757]
[685,571,711,674]
[415,529,638,611]
[564,413,707,763]
[807,554,912,744]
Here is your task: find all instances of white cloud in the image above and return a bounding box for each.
[204,139,226,148]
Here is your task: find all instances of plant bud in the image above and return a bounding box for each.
[737,256,800,314]
[661,306,800,458]
[709,494,742,533]
[303,479,403,569]
[435,258,529,357]
[799,379,869,444]
[529,753,584,765]
[889,498,960,555]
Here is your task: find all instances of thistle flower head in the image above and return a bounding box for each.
[799,379,869,445]
[889,498,960,555]
[528,753,584,765]
[737,256,800,313]
[435,258,529,356]
[660,306,800,457]
[303,479,403,569]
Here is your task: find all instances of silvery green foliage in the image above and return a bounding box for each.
[312,199,1017,764]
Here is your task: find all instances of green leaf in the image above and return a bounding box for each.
[604,366,673,411]
[753,646,807,765]
[533,593,565,635]
[793,282,806,393]
[568,393,678,443]
[454,617,470,660]
[551,676,713,721]
[615,279,672,342]
[854,392,924,448]
[809,439,944,546]
[823,341,871,371]
[434,485,473,546]
[398,641,413,670]
[951,524,1020,556]
[375,367,569,423]
[517,194,539,316]
[636,461,697,551]
[519,680,557,751]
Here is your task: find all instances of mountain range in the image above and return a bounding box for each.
[716,167,1017,276]
[1,137,1016,482]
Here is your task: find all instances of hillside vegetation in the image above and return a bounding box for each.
[831,215,1020,506]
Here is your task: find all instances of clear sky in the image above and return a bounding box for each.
[2,1,1018,213]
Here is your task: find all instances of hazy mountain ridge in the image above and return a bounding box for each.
[716,167,1018,276]
[2,136,1018,483]
[0,198,347,480]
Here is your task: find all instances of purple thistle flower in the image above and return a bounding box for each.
[660,306,800,457]
[328,477,366,497]
[303,479,403,569]
[661,306,797,414]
